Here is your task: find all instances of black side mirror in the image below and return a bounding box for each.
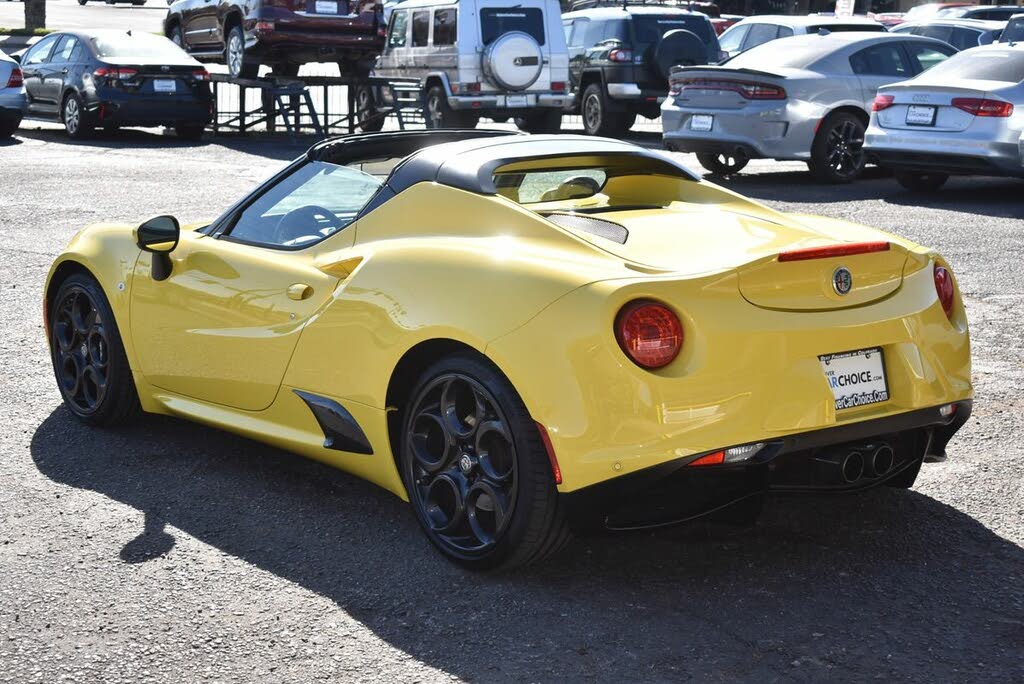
[135,215,179,281]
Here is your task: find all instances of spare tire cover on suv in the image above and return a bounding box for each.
[653,29,708,79]
[482,31,544,91]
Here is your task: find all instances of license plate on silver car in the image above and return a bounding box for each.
[690,114,713,132]
[906,105,936,126]
[819,347,889,410]
[153,79,176,93]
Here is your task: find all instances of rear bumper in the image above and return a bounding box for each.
[88,96,211,127]
[0,105,23,126]
[0,88,27,115]
[661,98,822,161]
[865,127,1024,177]
[247,11,384,62]
[563,400,972,530]
[488,258,972,495]
[448,92,574,111]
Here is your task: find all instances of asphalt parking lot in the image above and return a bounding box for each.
[1,123,1022,683]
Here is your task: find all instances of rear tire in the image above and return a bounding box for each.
[697,151,749,176]
[808,111,866,184]
[400,352,571,570]
[515,109,562,134]
[174,124,205,140]
[62,92,92,140]
[581,83,632,136]
[226,25,258,79]
[0,119,18,138]
[895,171,948,192]
[49,273,141,426]
[424,84,470,128]
[355,85,385,132]
[168,25,183,48]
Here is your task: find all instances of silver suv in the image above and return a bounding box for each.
[372,0,573,132]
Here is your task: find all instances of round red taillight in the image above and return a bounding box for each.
[934,265,954,320]
[615,300,683,369]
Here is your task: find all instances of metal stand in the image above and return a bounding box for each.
[210,74,425,140]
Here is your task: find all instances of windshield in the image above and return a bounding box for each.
[1002,19,1024,42]
[480,8,545,45]
[918,48,1024,82]
[632,15,715,46]
[227,162,382,248]
[726,40,827,69]
[91,33,190,62]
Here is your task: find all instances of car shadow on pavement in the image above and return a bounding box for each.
[14,127,306,162]
[714,168,1024,220]
[30,408,1024,681]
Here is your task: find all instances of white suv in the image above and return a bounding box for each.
[372,0,573,132]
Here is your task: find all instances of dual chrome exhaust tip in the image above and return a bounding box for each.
[815,444,895,484]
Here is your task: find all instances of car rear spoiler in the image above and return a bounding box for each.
[669,65,791,79]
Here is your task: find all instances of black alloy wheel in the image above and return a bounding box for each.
[50,274,140,425]
[809,112,866,183]
[697,151,749,176]
[400,353,570,570]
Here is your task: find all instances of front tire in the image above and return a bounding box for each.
[49,273,140,426]
[808,111,866,183]
[697,151,749,176]
[400,353,571,570]
[895,171,948,192]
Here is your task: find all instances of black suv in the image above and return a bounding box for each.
[562,3,722,135]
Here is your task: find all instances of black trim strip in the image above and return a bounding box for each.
[293,390,374,455]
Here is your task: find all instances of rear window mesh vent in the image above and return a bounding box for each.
[545,213,629,245]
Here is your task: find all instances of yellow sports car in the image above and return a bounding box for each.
[45,130,972,569]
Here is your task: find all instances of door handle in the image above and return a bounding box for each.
[287,283,313,301]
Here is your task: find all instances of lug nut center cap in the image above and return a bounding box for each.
[458,453,475,474]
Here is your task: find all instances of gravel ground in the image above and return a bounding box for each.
[0,123,1022,683]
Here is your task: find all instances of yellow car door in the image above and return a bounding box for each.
[129,160,382,411]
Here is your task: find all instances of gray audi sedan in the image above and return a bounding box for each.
[661,33,958,182]
[865,43,1024,191]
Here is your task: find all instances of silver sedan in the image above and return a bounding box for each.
[865,43,1024,190]
[0,49,26,138]
[661,33,957,182]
